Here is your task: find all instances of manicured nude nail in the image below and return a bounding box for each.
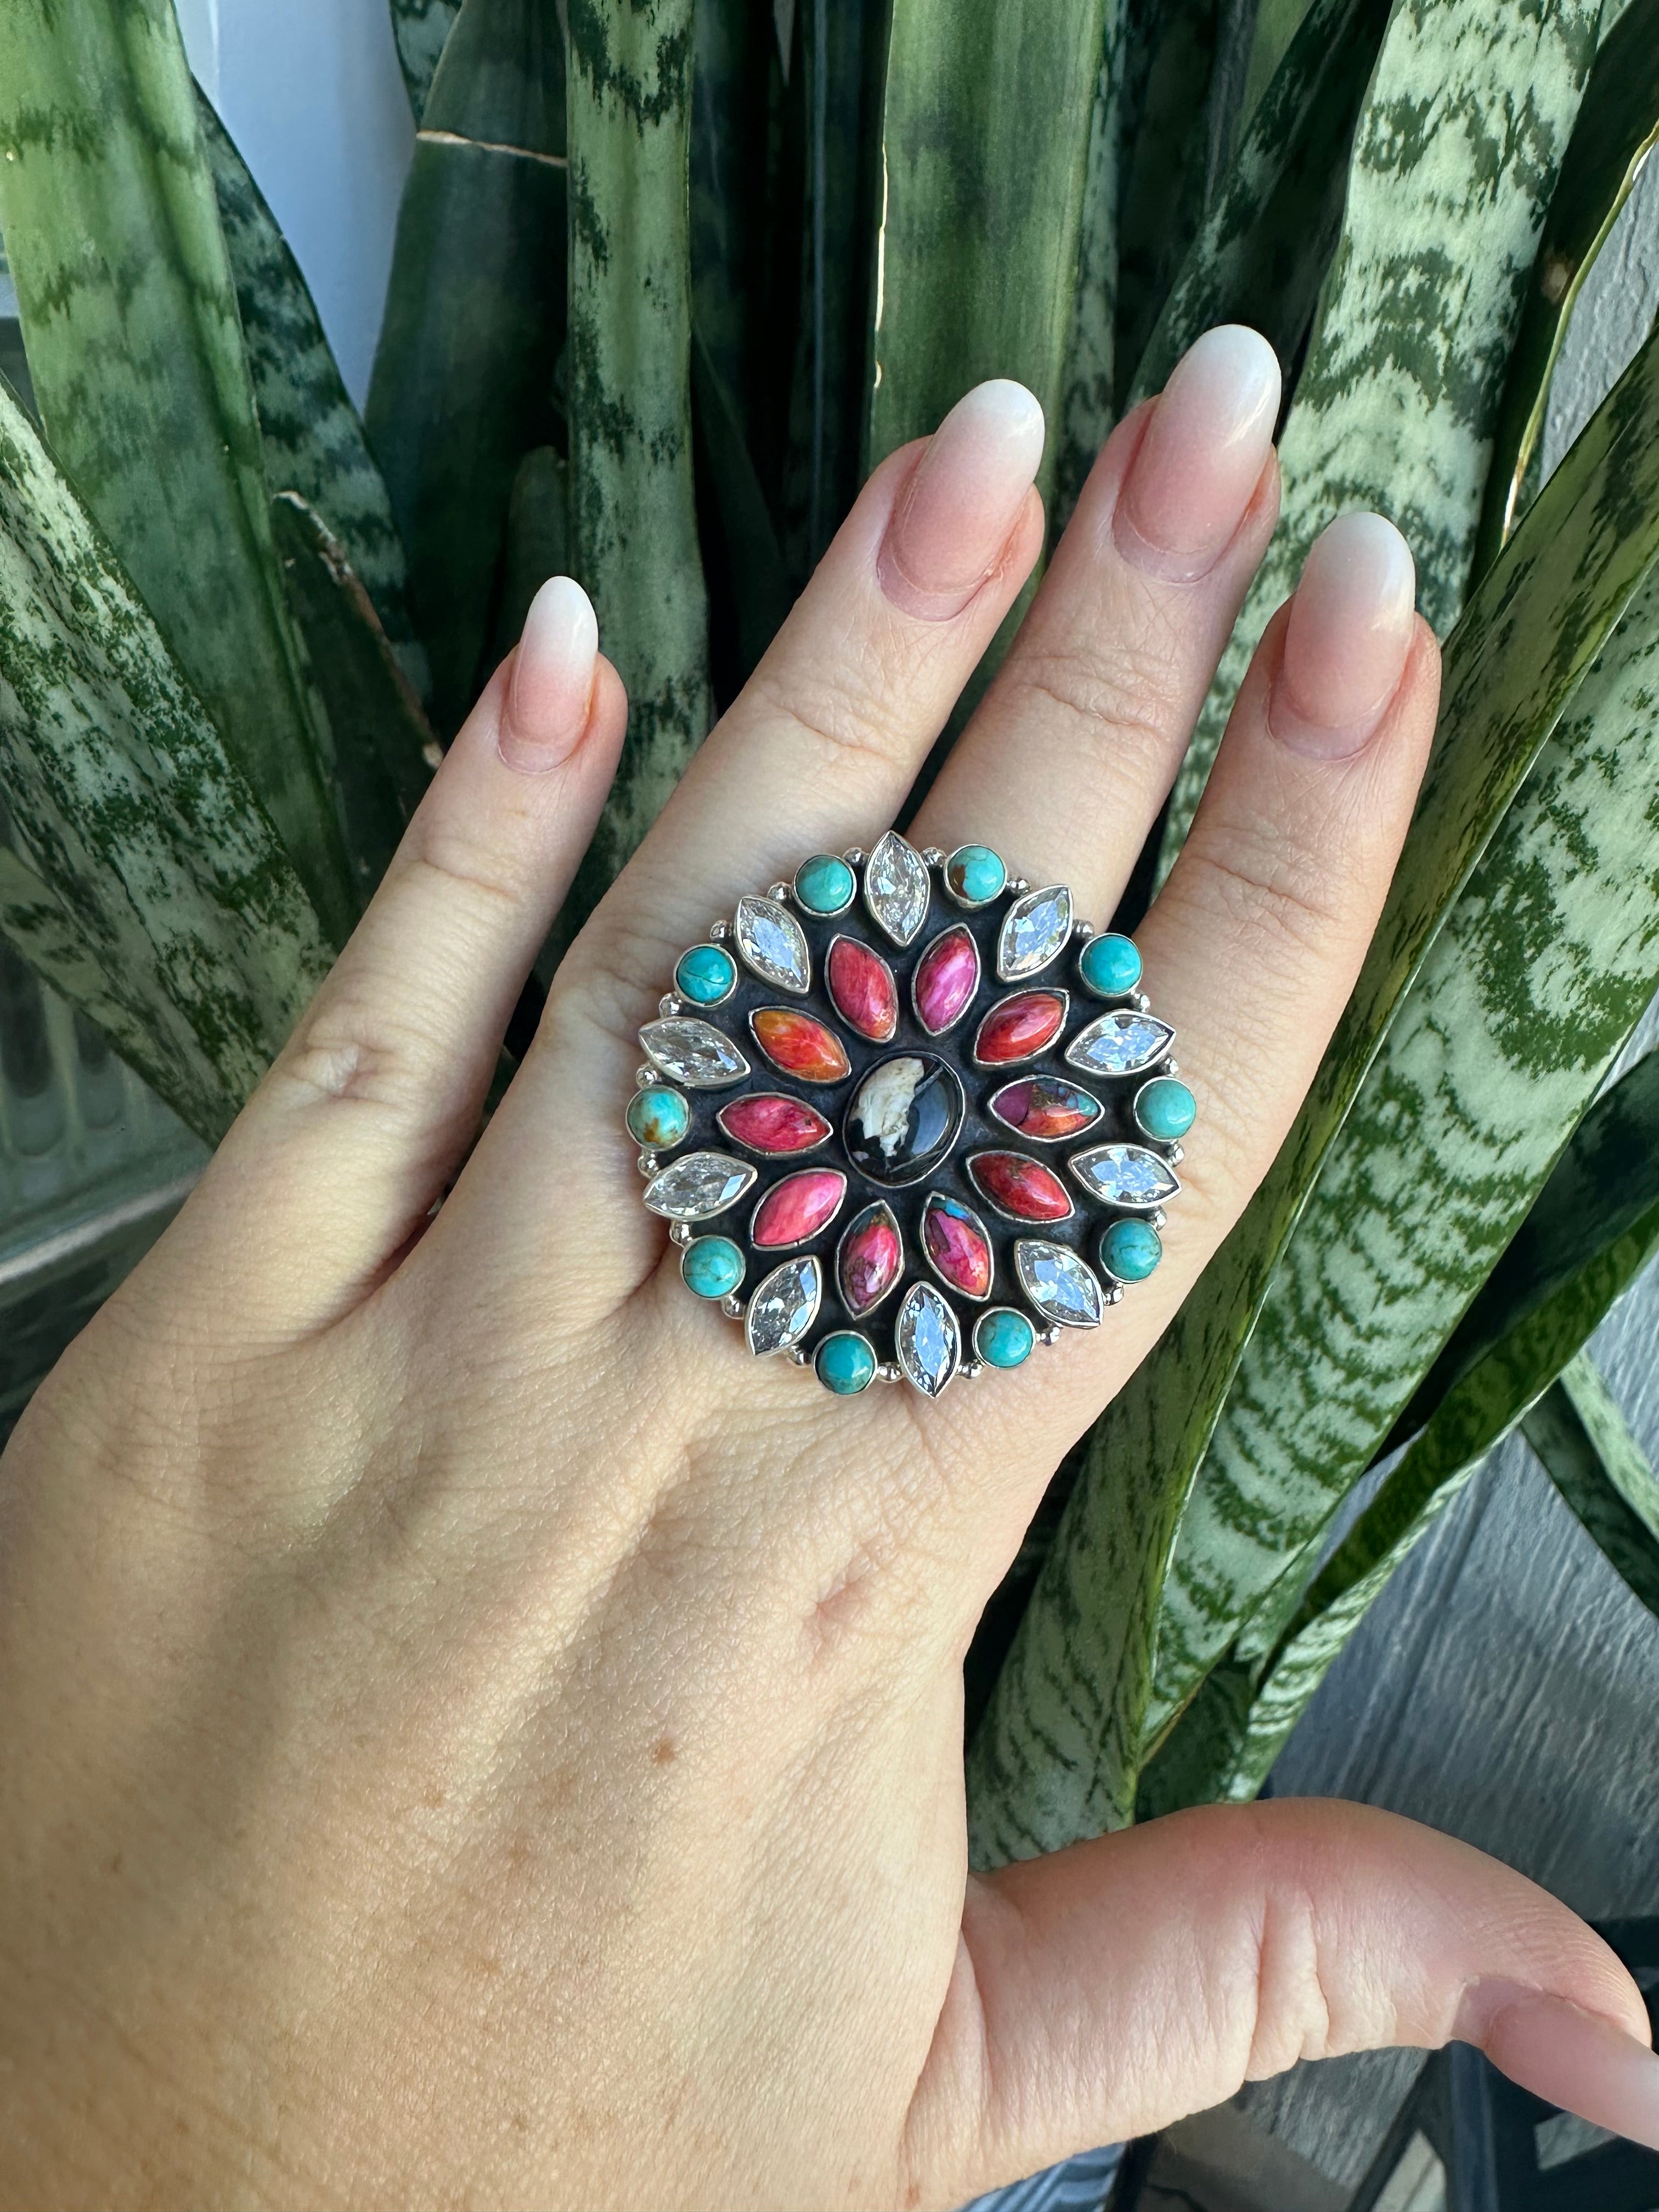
[1115,324,1280,580]
[499,574,599,773]
[1269,511,1417,759]
[877,379,1045,620]
[1468,1988,1659,2151]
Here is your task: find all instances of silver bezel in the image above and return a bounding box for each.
[747,1166,849,1252]
[919,1191,995,1303]
[996,883,1074,983]
[640,1017,752,1090]
[834,1200,905,1319]
[1131,1074,1196,1145]
[894,1279,962,1396]
[748,1006,853,1084]
[679,1234,747,1299]
[843,1052,966,1188]
[862,829,931,948]
[825,932,899,1043]
[642,1150,758,1222]
[715,1092,834,1155]
[964,1149,1076,1227]
[812,1330,878,1392]
[973,1305,1037,1368]
[984,1074,1103,1144]
[625,1082,691,1152]
[1074,931,1143,1003]
[792,856,857,918]
[970,989,1070,1070]
[941,843,1007,911]
[672,942,739,1009]
[733,894,812,996]
[745,1254,824,1357]
[910,922,981,1037]
[1013,1237,1104,1329]
[1065,1141,1183,1211]
[1063,1007,1176,1080]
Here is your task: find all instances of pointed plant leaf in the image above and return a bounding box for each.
[368,0,568,736]
[691,327,793,700]
[0,0,355,947]
[1471,0,1659,577]
[1052,0,1132,525]
[566,0,713,909]
[391,0,462,122]
[194,88,428,704]
[1527,1353,1659,1616]
[493,445,571,668]
[273,494,435,902]
[0,379,330,1144]
[1158,0,1602,876]
[967,319,1659,1863]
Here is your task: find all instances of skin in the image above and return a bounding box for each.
[3,328,1656,2210]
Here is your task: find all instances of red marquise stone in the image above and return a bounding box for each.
[753,1167,848,1248]
[839,1207,902,1316]
[717,1093,832,1154]
[974,991,1066,1065]
[923,1198,991,1300]
[970,1150,1073,1222]
[990,1076,1099,1140]
[752,1007,853,1082]
[912,926,979,1035]
[827,936,898,1042]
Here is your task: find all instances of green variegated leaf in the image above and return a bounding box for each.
[692,329,792,699]
[195,89,427,701]
[1052,0,1133,524]
[1110,0,1217,421]
[0,379,329,1143]
[272,494,435,901]
[493,445,570,668]
[368,0,568,736]
[1127,0,1392,410]
[1145,546,1659,1758]
[1471,0,1659,575]
[1527,1352,1659,1617]
[566,0,712,904]
[1237,0,1317,142]
[0,0,354,947]
[391,0,462,121]
[1158,0,1601,873]
[967,321,1659,1862]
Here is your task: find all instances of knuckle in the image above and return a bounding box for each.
[736,639,913,778]
[1178,823,1348,960]
[1010,628,1188,778]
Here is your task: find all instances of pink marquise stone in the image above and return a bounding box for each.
[913,926,979,1035]
[923,1198,991,1300]
[717,1093,832,1154]
[828,936,898,1042]
[752,1167,848,1248]
[839,1206,902,1316]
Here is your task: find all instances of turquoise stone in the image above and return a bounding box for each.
[1101,1218,1162,1283]
[793,853,856,915]
[815,1330,877,1394]
[627,1085,689,1149]
[675,943,737,1004]
[681,1235,746,1299]
[945,844,1007,906]
[1135,1075,1196,1141]
[975,1308,1035,1369]
[1078,932,1143,997]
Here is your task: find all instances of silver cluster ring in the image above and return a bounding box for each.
[625,833,1194,1400]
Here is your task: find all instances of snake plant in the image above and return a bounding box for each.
[1,0,1657,1859]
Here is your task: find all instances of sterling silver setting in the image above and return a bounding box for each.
[625,835,1192,1397]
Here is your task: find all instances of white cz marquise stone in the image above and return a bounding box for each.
[640,1017,752,1088]
[1014,1239,1104,1328]
[1064,1009,1174,1077]
[642,1151,758,1221]
[747,1255,823,1356]
[895,1280,961,1397]
[997,883,1073,981]
[734,894,811,994]
[1067,1143,1181,1208]
[863,831,932,947]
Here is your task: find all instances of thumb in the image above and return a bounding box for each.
[909,1798,1657,2204]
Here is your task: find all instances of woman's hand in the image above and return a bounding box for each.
[3,325,1655,2210]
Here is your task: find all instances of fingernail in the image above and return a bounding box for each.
[499,575,599,773]
[1466,1988,1659,2151]
[877,380,1045,620]
[1269,511,1417,759]
[1115,324,1280,581]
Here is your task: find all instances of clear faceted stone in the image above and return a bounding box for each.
[640,1016,752,1088]
[1014,1239,1104,1329]
[746,1255,823,1356]
[734,894,811,994]
[997,884,1073,981]
[895,1281,961,1397]
[642,1150,758,1221]
[1066,1142,1181,1208]
[863,830,932,946]
[1064,1009,1175,1077]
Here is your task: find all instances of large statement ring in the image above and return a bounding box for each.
[627,833,1194,1400]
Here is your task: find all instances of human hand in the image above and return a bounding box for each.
[4,324,1656,2210]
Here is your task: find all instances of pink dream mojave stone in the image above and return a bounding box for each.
[922,1195,991,1299]
[912,926,979,1035]
[752,1167,848,1248]
[716,1093,832,1153]
[839,1204,902,1316]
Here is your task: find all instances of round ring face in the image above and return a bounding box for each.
[630,833,1191,1398]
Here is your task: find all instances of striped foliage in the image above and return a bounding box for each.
[1158,0,1601,873]
[967,324,1659,1861]
[1527,1351,1659,1619]
[566,0,712,900]
[0,381,329,1143]
[390,0,462,121]
[0,0,354,947]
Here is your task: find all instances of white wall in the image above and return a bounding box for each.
[181,0,414,407]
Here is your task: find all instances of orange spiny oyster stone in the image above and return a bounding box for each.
[968,1150,1073,1223]
[973,991,1066,1065]
[827,935,898,1042]
[751,1007,852,1082]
